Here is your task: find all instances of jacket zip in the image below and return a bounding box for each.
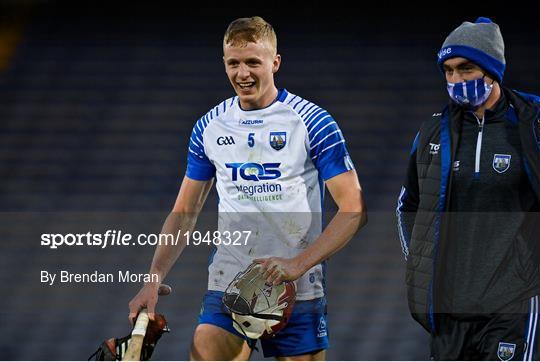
[473,113,485,177]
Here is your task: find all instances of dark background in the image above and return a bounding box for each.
[0,1,539,360]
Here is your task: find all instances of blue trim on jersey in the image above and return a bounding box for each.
[316,155,351,181]
[306,110,330,129]
[186,156,215,180]
[301,103,317,117]
[293,97,305,109]
[198,291,329,358]
[186,99,234,181]
[309,120,336,143]
[308,114,333,133]
[296,101,309,115]
[310,130,342,156]
[277,88,289,103]
[287,95,298,105]
[284,94,352,181]
[304,106,323,121]
[238,89,287,111]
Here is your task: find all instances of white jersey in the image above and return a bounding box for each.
[186,89,354,300]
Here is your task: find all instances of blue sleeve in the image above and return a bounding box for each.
[307,113,354,180]
[185,120,215,181]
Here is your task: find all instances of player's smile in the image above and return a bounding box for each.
[238,81,255,89]
[236,81,257,94]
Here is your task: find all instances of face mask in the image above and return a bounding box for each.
[447,77,494,109]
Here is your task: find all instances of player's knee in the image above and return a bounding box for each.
[190,325,216,359]
[190,324,248,361]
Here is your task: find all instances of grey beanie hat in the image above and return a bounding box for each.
[437,17,506,82]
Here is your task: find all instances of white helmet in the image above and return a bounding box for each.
[223,263,296,339]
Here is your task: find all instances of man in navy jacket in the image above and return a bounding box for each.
[397,17,540,360]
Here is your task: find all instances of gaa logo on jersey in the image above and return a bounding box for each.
[493,154,511,173]
[497,342,515,361]
[269,132,286,151]
[217,136,235,146]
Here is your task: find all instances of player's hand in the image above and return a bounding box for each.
[253,257,304,285]
[128,282,159,323]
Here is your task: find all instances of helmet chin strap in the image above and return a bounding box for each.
[249,301,290,320]
[230,317,259,351]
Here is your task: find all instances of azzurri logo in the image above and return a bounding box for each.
[239,119,264,126]
[225,162,281,181]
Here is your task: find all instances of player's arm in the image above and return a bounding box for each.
[291,169,366,275]
[257,169,366,284]
[149,176,214,282]
[128,176,213,320]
